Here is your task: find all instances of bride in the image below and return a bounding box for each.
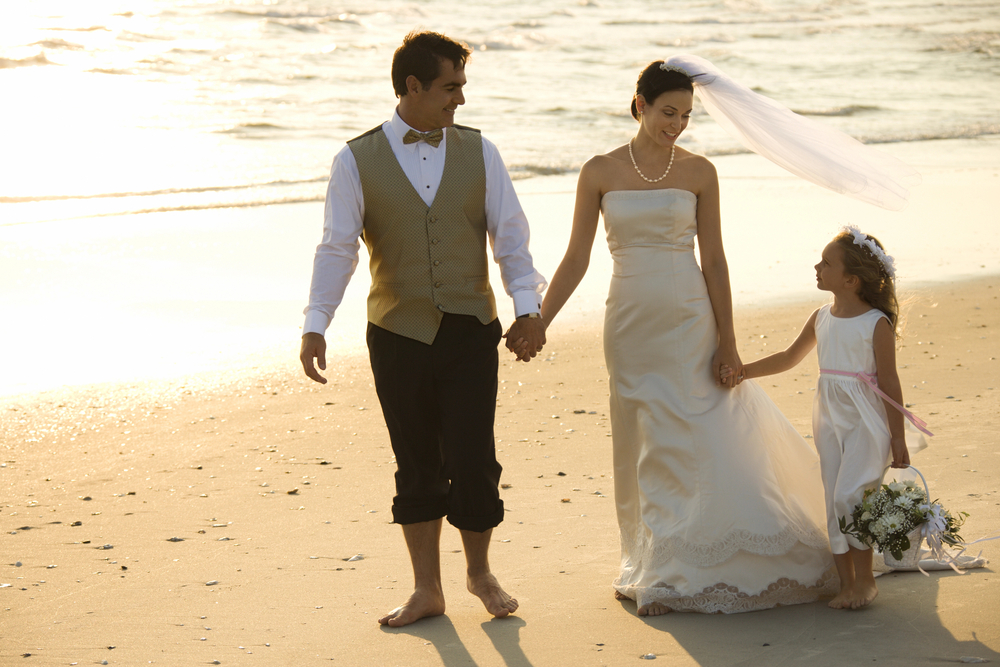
[528,56,917,615]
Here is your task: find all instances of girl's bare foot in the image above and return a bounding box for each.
[828,590,852,609]
[849,580,878,609]
[828,581,878,610]
[378,588,446,627]
[468,572,518,618]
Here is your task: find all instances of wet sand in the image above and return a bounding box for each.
[3,274,998,666]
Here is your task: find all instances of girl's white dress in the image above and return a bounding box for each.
[813,304,892,554]
[602,190,835,614]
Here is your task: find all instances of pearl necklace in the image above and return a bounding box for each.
[628,139,675,183]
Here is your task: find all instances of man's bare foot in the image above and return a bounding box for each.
[468,572,518,618]
[614,590,629,601]
[378,589,446,627]
[637,601,672,616]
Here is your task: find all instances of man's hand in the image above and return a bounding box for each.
[503,316,546,362]
[300,332,328,384]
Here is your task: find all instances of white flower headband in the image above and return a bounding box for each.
[843,225,896,279]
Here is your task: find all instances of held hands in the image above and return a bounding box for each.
[300,332,328,384]
[719,364,743,387]
[503,316,547,362]
[714,345,744,389]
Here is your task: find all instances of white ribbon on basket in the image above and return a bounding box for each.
[894,466,997,576]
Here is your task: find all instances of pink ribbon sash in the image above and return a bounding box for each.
[820,369,934,436]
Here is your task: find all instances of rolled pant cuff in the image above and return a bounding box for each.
[391,501,448,526]
[445,500,504,533]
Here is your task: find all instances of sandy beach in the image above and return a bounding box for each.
[2,135,999,665]
[4,1,1000,661]
[3,271,998,665]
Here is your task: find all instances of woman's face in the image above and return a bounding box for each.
[637,89,693,146]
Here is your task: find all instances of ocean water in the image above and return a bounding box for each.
[2,0,998,224]
[1,0,998,396]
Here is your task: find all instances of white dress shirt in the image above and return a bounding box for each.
[303,111,547,336]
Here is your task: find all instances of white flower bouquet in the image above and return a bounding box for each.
[839,477,968,562]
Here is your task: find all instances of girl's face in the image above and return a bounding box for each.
[815,242,854,293]
[636,89,693,147]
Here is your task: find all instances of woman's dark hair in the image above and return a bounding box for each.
[391,31,472,98]
[631,60,694,120]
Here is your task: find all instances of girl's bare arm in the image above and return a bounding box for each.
[740,309,820,380]
[873,317,910,468]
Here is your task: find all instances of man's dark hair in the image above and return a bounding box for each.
[391,31,471,98]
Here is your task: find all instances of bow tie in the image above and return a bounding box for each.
[403,128,444,148]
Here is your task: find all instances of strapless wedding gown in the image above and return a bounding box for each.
[602,189,836,613]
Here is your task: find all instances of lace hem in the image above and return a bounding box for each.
[615,572,839,614]
[621,524,830,568]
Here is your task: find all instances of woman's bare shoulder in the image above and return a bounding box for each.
[675,148,716,174]
[674,148,718,194]
[580,148,629,183]
[586,147,629,169]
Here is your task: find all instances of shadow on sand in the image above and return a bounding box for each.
[380,614,533,667]
[615,567,999,666]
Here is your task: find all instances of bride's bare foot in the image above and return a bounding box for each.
[468,572,518,618]
[637,601,672,616]
[617,589,670,615]
[378,588,446,627]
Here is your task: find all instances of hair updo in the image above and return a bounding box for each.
[631,61,694,120]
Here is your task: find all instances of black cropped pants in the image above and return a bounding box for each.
[366,314,504,532]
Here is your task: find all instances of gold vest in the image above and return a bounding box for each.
[349,125,498,344]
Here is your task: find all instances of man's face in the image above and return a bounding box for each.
[404,58,466,131]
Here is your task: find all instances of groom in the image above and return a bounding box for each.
[299,31,547,626]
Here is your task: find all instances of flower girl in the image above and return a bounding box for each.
[732,226,928,609]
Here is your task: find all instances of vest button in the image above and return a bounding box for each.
[431,238,439,245]
[429,216,437,223]
[436,304,444,310]
[434,281,442,288]
[433,260,440,266]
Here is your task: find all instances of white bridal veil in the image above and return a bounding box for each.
[664,55,920,210]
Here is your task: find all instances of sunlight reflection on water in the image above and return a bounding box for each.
[2,1,998,395]
[3,138,998,397]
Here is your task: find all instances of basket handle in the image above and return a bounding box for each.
[883,464,930,500]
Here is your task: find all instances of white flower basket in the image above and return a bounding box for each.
[881,466,930,569]
[882,527,923,568]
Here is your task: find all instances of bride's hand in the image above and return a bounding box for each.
[719,364,746,387]
[713,346,743,389]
